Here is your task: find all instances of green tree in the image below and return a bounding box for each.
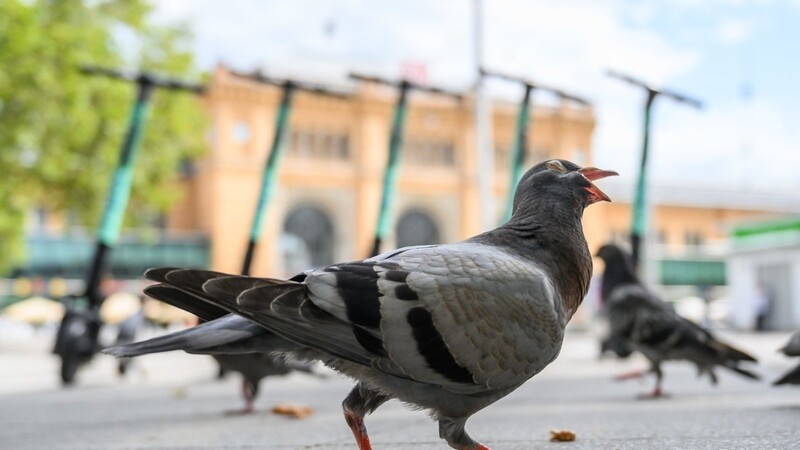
[0,0,207,275]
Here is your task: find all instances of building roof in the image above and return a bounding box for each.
[601,181,800,213]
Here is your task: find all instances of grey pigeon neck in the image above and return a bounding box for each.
[470,205,591,319]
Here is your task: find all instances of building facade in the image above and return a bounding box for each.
[168,66,596,277]
[10,66,799,316]
[167,67,800,286]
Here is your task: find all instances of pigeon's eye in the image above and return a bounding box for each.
[546,160,567,173]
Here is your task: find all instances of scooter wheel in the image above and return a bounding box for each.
[60,344,81,385]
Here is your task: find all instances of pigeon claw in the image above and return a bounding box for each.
[225,378,257,415]
[224,406,255,415]
[637,388,671,400]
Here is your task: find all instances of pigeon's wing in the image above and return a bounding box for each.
[306,244,563,392]
[605,284,659,343]
[607,284,705,360]
[376,243,564,391]
[299,243,563,393]
[145,284,229,322]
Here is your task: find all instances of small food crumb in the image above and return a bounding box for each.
[172,387,188,399]
[271,403,314,419]
[549,429,576,442]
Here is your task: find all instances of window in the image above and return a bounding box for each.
[608,229,629,245]
[28,207,48,235]
[288,130,350,160]
[404,139,455,166]
[571,148,586,165]
[755,263,792,330]
[494,144,550,170]
[494,145,510,168]
[529,146,550,164]
[396,209,441,248]
[684,231,704,247]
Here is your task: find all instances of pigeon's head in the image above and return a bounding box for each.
[512,159,618,215]
[594,243,639,287]
[595,243,629,263]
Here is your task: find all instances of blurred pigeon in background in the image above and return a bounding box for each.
[774,331,800,386]
[106,159,616,450]
[596,244,759,398]
[142,282,315,414]
[211,353,314,414]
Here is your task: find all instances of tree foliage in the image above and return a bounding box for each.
[0,0,207,274]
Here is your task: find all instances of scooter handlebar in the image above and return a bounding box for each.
[80,65,205,93]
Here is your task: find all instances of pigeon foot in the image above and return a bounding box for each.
[637,387,670,399]
[344,408,373,450]
[615,369,646,381]
[459,444,492,450]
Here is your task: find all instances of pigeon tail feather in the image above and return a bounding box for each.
[773,362,800,385]
[103,315,264,357]
[722,362,760,381]
[718,341,758,364]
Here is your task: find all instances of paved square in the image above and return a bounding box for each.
[1,325,798,449]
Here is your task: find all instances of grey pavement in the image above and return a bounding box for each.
[1,322,798,449]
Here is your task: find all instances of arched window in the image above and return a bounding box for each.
[396,209,441,248]
[281,205,335,275]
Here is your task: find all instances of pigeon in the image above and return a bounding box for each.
[106,159,617,450]
[596,244,759,398]
[774,331,800,386]
[211,353,314,413]
[139,282,315,414]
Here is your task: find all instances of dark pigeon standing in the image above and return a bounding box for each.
[774,331,800,386]
[596,244,759,398]
[211,353,314,414]
[106,159,616,450]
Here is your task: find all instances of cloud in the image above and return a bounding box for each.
[648,95,799,189]
[715,18,755,44]
[148,0,799,191]
[150,1,699,85]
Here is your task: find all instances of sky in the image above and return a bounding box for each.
[151,0,800,192]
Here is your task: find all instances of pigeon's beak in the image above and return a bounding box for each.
[578,167,618,203]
